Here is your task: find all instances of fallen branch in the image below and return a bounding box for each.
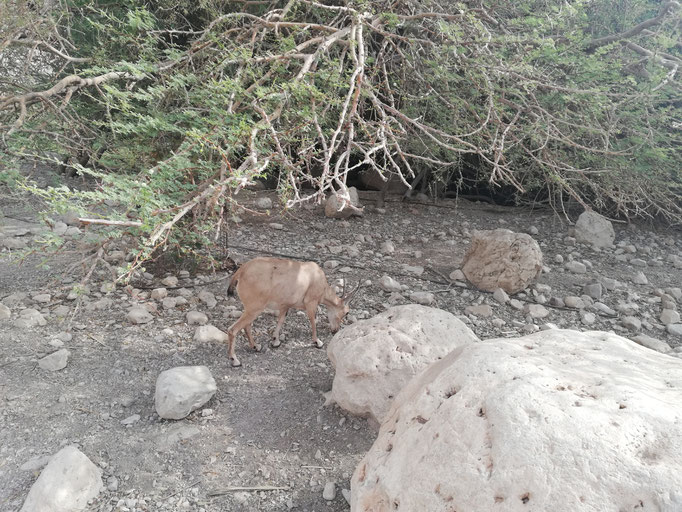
[78,218,143,227]
[207,485,289,496]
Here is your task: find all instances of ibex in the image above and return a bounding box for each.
[226,257,359,367]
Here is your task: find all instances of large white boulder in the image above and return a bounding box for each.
[21,445,103,512]
[574,210,615,248]
[155,366,217,420]
[351,330,682,511]
[461,229,543,294]
[327,305,479,426]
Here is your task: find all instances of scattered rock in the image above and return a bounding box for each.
[193,325,228,343]
[565,261,587,274]
[151,288,168,300]
[574,211,615,248]
[161,276,179,287]
[255,197,273,210]
[524,304,549,319]
[461,229,542,294]
[632,271,648,285]
[32,293,51,303]
[465,304,493,317]
[492,288,509,304]
[323,481,336,501]
[14,308,47,328]
[327,305,479,426]
[127,307,153,325]
[38,349,70,371]
[660,309,680,325]
[198,290,217,308]
[187,311,209,326]
[449,269,466,282]
[351,330,682,511]
[409,291,435,306]
[378,275,402,293]
[631,334,670,353]
[121,414,140,425]
[667,324,682,337]
[20,446,103,512]
[155,366,217,420]
[583,282,602,300]
[621,316,642,332]
[0,303,10,320]
[564,296,586,309]
[380,241,395,254]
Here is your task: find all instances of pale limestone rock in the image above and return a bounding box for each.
[461,229,542,294]
[193,324,227,343]
[574,211,615,248]
[378,275,402,293]
[187,311,209,326]
[325,187,363,218]
[38,349,70,371]
[20,446,102,512]
[155,366,217,420]
[327,305,478,426]
[126,307,153,324]
[352,330,682,512]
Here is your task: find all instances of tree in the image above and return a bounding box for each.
[1,0,680,274]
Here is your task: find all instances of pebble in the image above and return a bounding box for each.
[449,269,466,282]
[187,311,209,326]
[524,304,549,319]
[493,288,509,304]
[565,261,587,274]
[667,324,682,337]
[465,304,493,317]
[151,288,168,300]
[632,271,648,285]
[378,275,402,293]
[0,303,10,320]
[410,292,435,306]
[38,349,70,371]
[631,334,670,353]
[198,290,217,308]
[583,283,602,300]
[660,309,680,325]
[127,307,153,324]
[121,414,140,425]
[564,296,585,309]
[161,276,179,287]
[323,481,337,501]
[269,223,285,230]
[630,258,647,267]
[621,316,642,332]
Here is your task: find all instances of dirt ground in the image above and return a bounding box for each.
[1,167,681,512]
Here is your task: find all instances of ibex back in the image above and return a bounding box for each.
[226,257,358,367]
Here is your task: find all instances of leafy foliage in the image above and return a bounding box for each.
[1,0,680,274]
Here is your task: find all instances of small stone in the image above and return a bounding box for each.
[155,366,217,420]
[509,299,524,311]
[593,302,617,316]
[378,275,402,293]
[528,226,539,235]
[621,316,642,332]
[583,283,603,300]
[404,265,424,276]
[449,269,466,282]
[33,293,51,303]
[580,311,597,325]
[198,290,217,308]
[0,304,10,320]
[151,288,168,300]
[161,276,179,287]
[127,307,153,324]
[341,489,352,505]
[631,334,670,353]
[380,241,396,254]
[630,258,647,267]
[554,254,564,264]
[410,292,435,306]
[660,309,680,325]
[107,476,119,492]
[162,297,178,309]
[465,304,493,317]
[194,325,228,343]
[565,261,587,274]
[492,288,509,304]
[38,349,70,371]
[121,414,140,425]
[269,223,285,230]
[632,272,648,285]
[255,197,273,210]
[323,481,336,501]
[187,311,209,326]
[667,324,682,337]
[323,260,339,270]
[564,296,586,309]
[524,304,549,319]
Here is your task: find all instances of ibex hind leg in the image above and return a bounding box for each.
[271,307,288,348]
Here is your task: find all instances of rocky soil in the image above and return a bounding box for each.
[1,172,681,511]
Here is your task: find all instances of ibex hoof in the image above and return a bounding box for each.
[314,340,323,349]
[271,338,281,348]
[231,358,242,368]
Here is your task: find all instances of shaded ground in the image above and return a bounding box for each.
[1,168,681,512]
